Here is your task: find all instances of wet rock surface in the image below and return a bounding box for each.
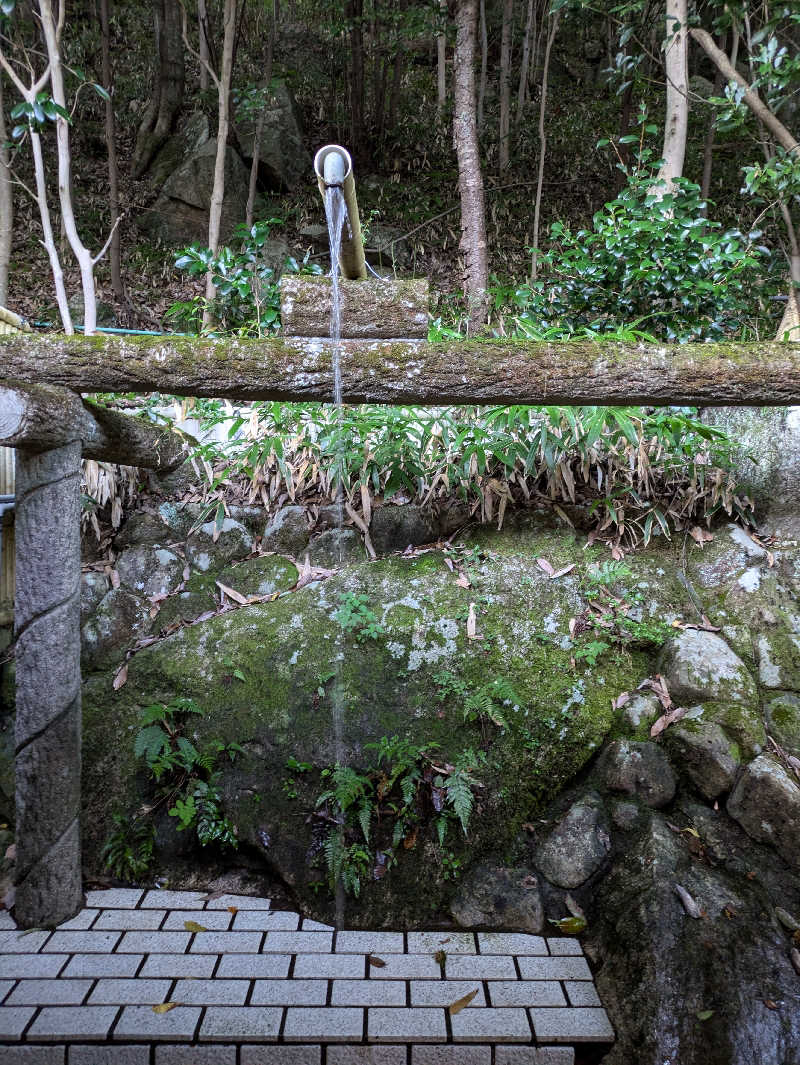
[450,861,544,933]
[534,792,611,888]
[599,739,676,808]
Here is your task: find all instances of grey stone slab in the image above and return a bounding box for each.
[163,911,232,931]
[215,954,291,979]
[564,981,601,1007]
[43,932,121,955]
[517,958,591,982]
[232,911,299,931]
[496,1051,575,1065]
[204,895,272,911]
[409,981,486,1008]
[488,982,566,1008]
[445,957,516,980]
[329,1050,406,1065]
[0,1005,36,1039]
[0,956,67,979]
[199,1006,283,1042]
[190,932,263,954]
[7,979,92,1005]
[0,931,51,953]
[62,955,142,979]
[292,954,364,979]
[0,1048,66,1064]
[262,932,331,954]
[88,978,172,1005]
[477,934,546,956]
[155,1046,237,1065]
[0,979,14,1001]
[70,1046,150,1065]
[28,1006,119,1041]
[412,1049,491,1065]
[56,911,99,932]
[251,980,327,1006]
[94,909,166,931]
[84,889,143,909]
[139,954,217,979]
[544,939,582,956]
[368,955,440,980]
[331,980,406,1006]
[241,1049,321,1065]
[407,933,476,955]
[172,979,249,1005]
[113,1005,202,1041]
[368,1007,446,1043]
[529,1007,614,1043]
[335,932,404,954]
[117,931,191,954]
[451,1008,531,1043]
[283,1006,363,1042]
[141,891,206,909]
[301,919,334,932]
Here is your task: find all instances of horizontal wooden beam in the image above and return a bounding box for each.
[1,333,799,406]
[0,381,193,470]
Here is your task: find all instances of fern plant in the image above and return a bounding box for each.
[100,814,155,881]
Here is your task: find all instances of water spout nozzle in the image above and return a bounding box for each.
[314,144,367,281]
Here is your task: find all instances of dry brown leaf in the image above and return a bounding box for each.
[791,947,800,976]
[216,581,248,606]
[152,1002,179,1014]
[183,921,207,933]
[466,602,478,639]
[550,563,576,579]
[368,954,386,968]
[455,574,471,589]
[536,557,555,576]
[612,691,630,711]
[650,705,688,738]
[689,526,714,546]
[227,906,238,915]
[674,883,703,919]
[109,568,120,589]
[112,663,128,690]
[448,988,479,1015]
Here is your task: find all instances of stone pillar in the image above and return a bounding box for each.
[14,441,83,927]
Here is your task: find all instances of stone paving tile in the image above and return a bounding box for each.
[241,1048,321,1064]
[28,1006,119,1041]
[0,1004,37,1039]
[199,1006,283,1042]
[204,895,272,911]
[113,1005,202,1041]
[563,981,601,1007]
[173,979,250,1005]
[409,981,486,1008]
[0,1048,66,1063]
[368,1007,446,1043]
[139,954,217,979]
[0,931,51,953]
[411,1048,491,1065]
[292,954,364,979]
[262,932,332,954]
[331,979,406,1006]
[529,1007,614,1043]
[155,1047,237,1065]
[495,1050,575,1065]
[406,933,476,955]
[450,1008,531,1043]
[216,954,291,979]
[94,909,166,931]
[43,932,122,955]
[517,958,591,982]
[117,931,191,954]
[0,978,15,1001]
[301,919,334,932]
[141,891,207,910]
[0,956,68,979]
[233,911,299,932]
[56,911,99,932]
[445,956,517,980]
[329,1049,406,1065]
[488,982,566,1008]
[335,932,404,955]
[164,911,233,932]
[190,932,263,954]
[69,1046,150,1065]
[367,955,440,980]
[544,940,582,956]
[88,978,172,1005]
[477,934,546,956]
[284,1006,363,1042]
[250,980,328,1006]
[62,955,140,979]
[84,889,144,910]
[7,979,92,1005]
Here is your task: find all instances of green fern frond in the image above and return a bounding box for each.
[445,770,475,836]
[134,724,169,764]
[357,797,372,843]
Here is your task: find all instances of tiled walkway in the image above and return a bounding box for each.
[0,889,614,1064]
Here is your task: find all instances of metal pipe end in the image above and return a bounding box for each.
[314,145,352,188]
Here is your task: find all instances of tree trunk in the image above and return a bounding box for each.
[498,0,513,168]
[100,0,123,302]
[245,0,277,231]
[30,131,73,334]
[654,0,688,194]
[437,0,448,114]
[132,0,185,178]
[477,0,487,130]
[198,0,209,92]
[452,0,488,332]
[0,71,12,306]
[516,0,535,122]
[531,9,559,280]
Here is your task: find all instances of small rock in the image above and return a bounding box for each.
[535,793,612,888]
[600,740,676,808]
[665,720,739,800]
[611,801,642,831]
[216,556,298,598]
[115,544,184,599]
[262,506,309,555]
[81,588,151,669]
[80,571,109,623]
[621,693,661,732]
[185,518,254,572]
[727,754,800,868]
[114,511,174,549]
[659,629,757,706]
[370,505,436,555]
[307,529,364,568]
[451,861,544,932]
[764,693,800,756]
[155,462,199,497]
[756,631,800,691]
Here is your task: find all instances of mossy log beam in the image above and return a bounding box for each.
[2,334,800,405]
[0,381,193,469]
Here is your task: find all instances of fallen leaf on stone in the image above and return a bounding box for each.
[456,574,471,589]
[775,907,800,933]
[675,883,703,919]
[790,947,800,976]
[638,674,673,711]
[696,1009,714,1021]
[763,999,780,1011]
[368,955,386,968]
[4,843,15,861]
[216,581,248,605]
[183,921,207,933]
[650,705,688,738]
[448,989,478,1015]
[434,949,447,973]
[565,894,586,921]
[227,906,238,915]
[550,563,576,579]
[522,823,536,834]
[689,526,714,546]
[536,557,555,576]
[109,568,120,589]
[521,874,538,889]
[203,891,224,901]
[548,916,587,935]
[612,692,630,711]
[112,663,128,690]
[466,602,478,639]
[723,904,737,920]
[152,1003,179,1014]
[183,565,191,581]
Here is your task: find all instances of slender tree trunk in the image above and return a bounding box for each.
[437,0,448,114]
[133,0,185,177]
[198,0,209,91]
[516,0,535,121]
[100,0,123,301]
[654,0,688,194]
[498,0,513,168]
[530,9,559,281]
[245,0,277,231]
[0,72,12,306]
[477,0,487,130]
[451,0,488,332]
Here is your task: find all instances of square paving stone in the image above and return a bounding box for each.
[262,932,332,954]
[0,1005,36,1039]
[335,932,404,955]
[329,1050,406,1065]
[70,1046,150,1064]
[56,911,99,932]
[1,1048,67,1063]
[283,1006,364,1042]
[544,940,582,956]
[477,934,546,956]
[368,955,440,981]
[8,979,92,1005]
[172,979,250,1005]
[190,932,263,954]
[0,931,51,953]
[94,910,166,931]
[488,982,566,1008]
[292,954,364,979]
[241,1049,320,1065]
[29,1006,119,1041]
[529,1007,614,1043]
[154,1046,237,1064]
[84,890,144,909]
[564,981,601,1007]
[88,978,172,1005]
[215,954,291,979]
[331,980,406,1006]
[0,978,14,1001]
[141,891,207,909]
[204,895,272,911]
[446,957,516,980]
[411,1049,491,1065]
[517,958,591,982]
[302,920,334,932]
[450,1008,531,1043]
[164,911,233,931]
[0,956,67,979]
[61,954,141,979]
[410,981,486,1008]
[233,912,299,932]
[406,933,476,955]
[495,1051,575,1065]
[199,1006,283,1042]
[251,979,327,1006]
[139,955,217,979]
[113,1005,202,1041]
[117,931,191,954]
[368,1007,446,1043]
[43,932,121,955]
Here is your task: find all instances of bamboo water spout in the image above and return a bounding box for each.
[314,145,367,281]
